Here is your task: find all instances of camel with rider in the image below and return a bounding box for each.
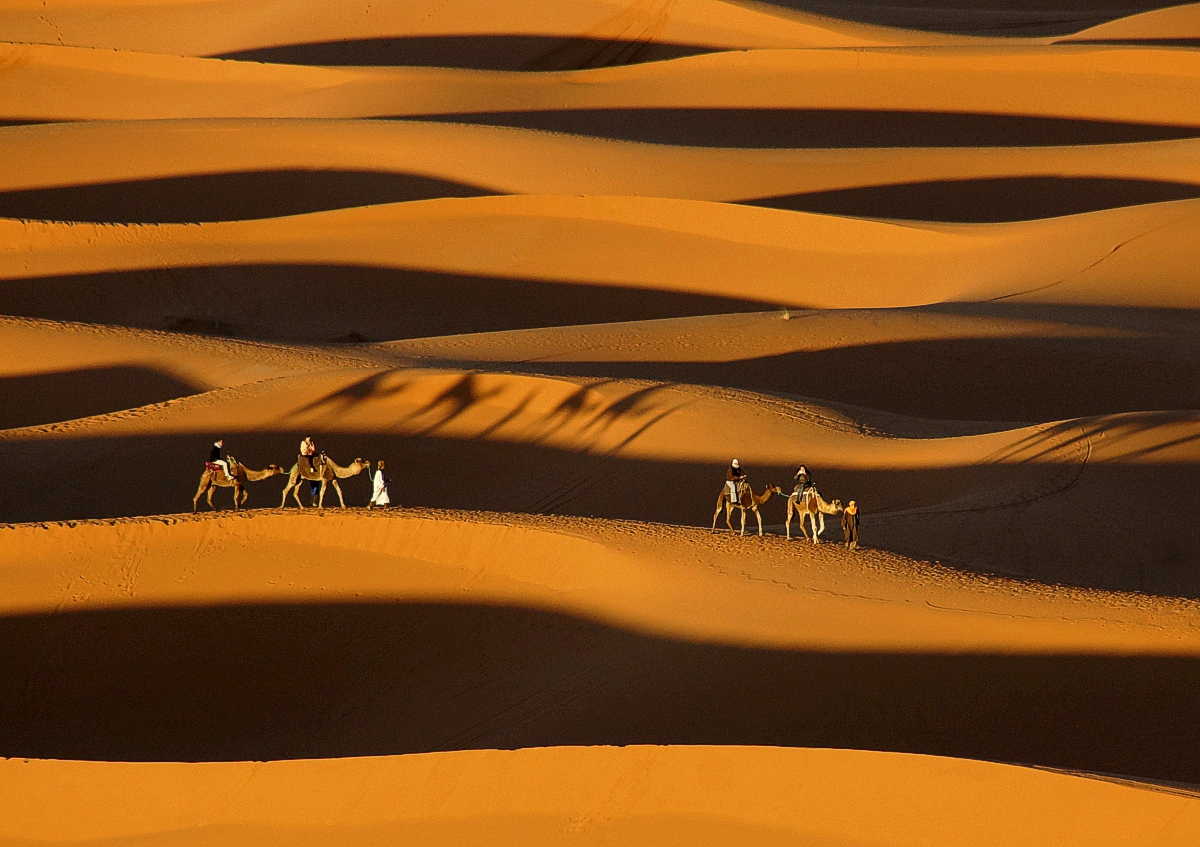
[785,487,844,542]
[193,458,285,512]
[712,482,783,537]
[280,453,371,508]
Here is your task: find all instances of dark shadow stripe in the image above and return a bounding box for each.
[744,176,1200,222]
[1,429,1197,596]
[0,366,203,429]
[2,599,1199,781]
[741,0,1185,36]
[214,35,713,71]
[497,334,1200,422]
[0,265,775,342]
[417,108,1200,148]
[0,171,494,224]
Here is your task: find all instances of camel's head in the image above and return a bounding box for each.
[354,458,370,470]
[768,484,783,494]
[265,464,284,475]
[831,499,844,512]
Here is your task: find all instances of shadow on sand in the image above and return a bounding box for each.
[1,417,1198,596]
[419,108,1200,148]
[215,35,712,70]
[0,171,494,224]
[0,366,204,429]
[0,264,775,343]
[745,176,1200,222]
[1,599,1198,782]
[750,0,1186,36]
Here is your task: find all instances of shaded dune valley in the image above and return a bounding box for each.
[4,0,1200,845]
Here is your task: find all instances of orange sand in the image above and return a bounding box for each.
[3,0,1200,843]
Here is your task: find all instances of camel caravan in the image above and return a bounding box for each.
[193,437,389,512]
[714,460,859,548]
[193,440,858,546]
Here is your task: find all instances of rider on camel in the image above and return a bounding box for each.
[726,458,747,503]
[299,436,318,474]
[208,439,232,480]
[299,435,321,503]
[794,464,813,499]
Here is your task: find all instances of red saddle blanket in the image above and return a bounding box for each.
[206,462,224,473]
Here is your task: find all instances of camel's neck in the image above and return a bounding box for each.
[330,461,363,478]
[756,489,775,505]
[243,467,273,481]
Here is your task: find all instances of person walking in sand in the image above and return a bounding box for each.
[842,500,859,549]
[368,460,391,509]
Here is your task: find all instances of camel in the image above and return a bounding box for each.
[193,458,285,512]
[712,482,783,537]
[785,487,844,543]
[280,453,371,508]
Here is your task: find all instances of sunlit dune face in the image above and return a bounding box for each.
[3,0,1200,842]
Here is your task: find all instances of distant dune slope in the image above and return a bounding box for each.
[6,121,1200,223]
[378,307,1200,422]
[3,44,1200,128]
[1,198,1199,342]
[1061,1,1200,40]
[0,0,975,61]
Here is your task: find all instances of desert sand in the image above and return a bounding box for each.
[3,0,1200,844]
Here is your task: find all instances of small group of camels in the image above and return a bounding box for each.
[712,480,843,542]
[193,453,371,512]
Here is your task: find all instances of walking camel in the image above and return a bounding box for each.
[193,459,285,512]
[785,488,844,542]
[281,454,371,508]
[712,482,783,537]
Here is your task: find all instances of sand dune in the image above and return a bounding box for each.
[4,43,1200,128]
[4,0,1200,841]
[380,307,1200,421]
[3,747,1197,846]
[3,198,1200,343]
[3,510,1200,780]
[0,0,977,62]
[6,120,1200,223]
[1,361,1198,593]
[1062,1,1200,41]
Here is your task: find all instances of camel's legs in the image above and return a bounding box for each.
[292,481,307,508]
[331,479,346,508]
[817,513,826,538]
[785,499,793,539]
[807,513,820,544]
[232,483,242,511]
[193,476,210,512]
[239,487,249,507]
[317,479,330,508]
[725,503,735,533]
[712,494,725,532]
[754,507,763,537]
[739,507,747,537]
